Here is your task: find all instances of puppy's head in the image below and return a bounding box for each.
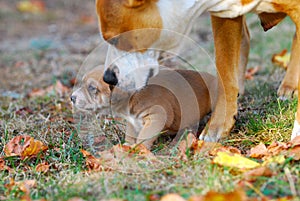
[71,67,111,113]
[96,0,162,52]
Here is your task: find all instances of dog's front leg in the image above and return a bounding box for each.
[200,15,243,142]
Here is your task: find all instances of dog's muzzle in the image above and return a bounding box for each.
[103,68,118,86]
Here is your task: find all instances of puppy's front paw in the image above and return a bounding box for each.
[291,120,300,140]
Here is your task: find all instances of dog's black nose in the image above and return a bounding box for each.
[103,68,118,86]
[107,37,119,46]
[70,95,76,104]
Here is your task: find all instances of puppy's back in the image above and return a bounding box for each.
[130,69,216,133]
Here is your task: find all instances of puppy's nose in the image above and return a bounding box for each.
[107,37,119,46]
[103,68,118,86]
[70,95,76,104]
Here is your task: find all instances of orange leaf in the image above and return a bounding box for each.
[35,162,49,173]
[245,66,259,80]
[81,149,111,172]
[4,135,47,159]
[243,166,274,182]
[16,0,45,14]
[249,142,268,159]
[28,80,70,98]
[160,193,186,201]
[0,157,11,172]
[177,133,197,161]
[188,189,247,201]
[272,49,290,69]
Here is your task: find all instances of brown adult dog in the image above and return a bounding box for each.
[96,0,300,141]
[71,66,216,148]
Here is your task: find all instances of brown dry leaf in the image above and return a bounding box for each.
[213,152,260,170]
[188,189,247,201]
[192,141,222,155]
[35,162,49,173]
[28,80,70,98]
[284,145,300,160]
[245,66,259,80]
[79,15,96,25]
[160,193,186,201]
[249,142,268,159]
[272,49,291,69]
[243,166,274,182]
[267,141,289,156]
[4,135,48,159]
[67,197,86,201]
[81,149,108,172]
[209,145,241,156]
[0,157,11,171]
[177,133,197,161]
[17,0,46,14]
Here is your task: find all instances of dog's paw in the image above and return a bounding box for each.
[277,83,298,100]
[199,127,222,142]
[291,120,300,140]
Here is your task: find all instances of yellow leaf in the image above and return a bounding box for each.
[272,49,291,69]
[213,152,260,170]
[262,155,285,166]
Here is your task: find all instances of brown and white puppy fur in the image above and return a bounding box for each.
[96,0,300,141]
[71,66,216,149]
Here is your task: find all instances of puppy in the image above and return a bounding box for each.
[96,0,300,141]
[71,66,217,149]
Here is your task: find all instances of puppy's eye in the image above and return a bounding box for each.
[88,84,98,93]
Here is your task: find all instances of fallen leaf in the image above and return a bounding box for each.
[67,198,86,201]
[15,107,33,116]
[272,49,290,69]
[249,142,268,159]
[188,189,247,201]
[81,149,111,172]
[213,152,260,170]
[209,145,241,156]
[16,0,45,14]
[4,135,48,159]
[35,162,49,173]
[0,157,10,171]
[245,66,259,80]
[160,193,186,201]
[192,141,222,155]
[79,15,96,25]
[262,155,285,166]
[243,166,274,182]
[177,133,197,161]
[267,141,289,156]
[284,145,300,160]
[28,80,70,98]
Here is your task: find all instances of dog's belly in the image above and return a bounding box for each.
[209,0,276,18]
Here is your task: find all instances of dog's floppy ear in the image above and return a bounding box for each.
[124,0,145,8]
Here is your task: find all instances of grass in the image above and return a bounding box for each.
[1,1,300,200]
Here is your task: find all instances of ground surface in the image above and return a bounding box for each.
[0,0,300,201]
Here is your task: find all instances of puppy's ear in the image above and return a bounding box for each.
[124,0,145,8]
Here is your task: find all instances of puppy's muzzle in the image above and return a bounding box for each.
[103,68,118,86]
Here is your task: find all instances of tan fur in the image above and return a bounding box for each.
[96,0,300,140]
[71,67,216,148]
